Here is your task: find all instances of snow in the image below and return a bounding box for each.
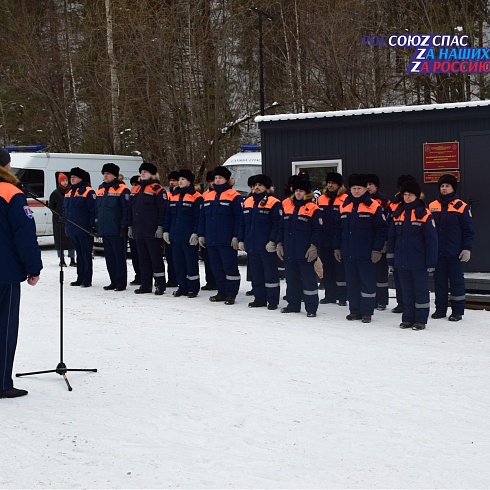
[2,237,490,489]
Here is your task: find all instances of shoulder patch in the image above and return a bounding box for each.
[24,206,34,219]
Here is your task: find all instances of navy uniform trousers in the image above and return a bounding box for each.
[71,234,94,284]
[344,258,376,315]
[285,258,319,313]
[172,241,200,294]
[0,284,21,391]
[201,246,216,288]
[137,238,166,290]
[398,267,430,324]
[434,256,466,315]
[319,245,347,304]
[165,242,178,286]
[375,253,389,307]
[102,235,127,288]
[248,250,280,307]
[128,237,141,282]
[207,246,240,297]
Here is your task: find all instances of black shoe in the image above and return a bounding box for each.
[155,287,165,296]
[210,294,226,302]
[399,321,413,329]
[412,322,426,330]
[225,295,236,305]
[431,311,446,319]
[338,301,347,307]
[391,305,403,313]
[103,284,116,290]
[267,304,278,310]
[245,290,254,296]
[0,387,28,399]
[81,283,92,288]
[70,281,82,286]
[362,315,372,323]
[448,313,463,322]
[114,286,126,291]
[69,259,77,267]
[248,301,266,308]
[135,287,152,294]
[59,260,67,267]
[129,279,141,286]
[376,304,386,311]
[346,313,362,321]
[173,290,187,297]
[166,282,178,288]
[281,307,299,313]
[307,312,316,318]
[201,284,217,291]
[187,292,198,298]
[320,298,336,304]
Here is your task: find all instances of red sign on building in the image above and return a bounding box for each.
[423,142,459,170]
[423,170,460,184]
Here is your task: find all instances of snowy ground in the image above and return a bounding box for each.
[1,238,490,489]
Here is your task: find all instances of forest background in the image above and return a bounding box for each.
[1,0,489,179]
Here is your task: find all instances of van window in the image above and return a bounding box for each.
[227,165,261,195]
[11,168,45,197]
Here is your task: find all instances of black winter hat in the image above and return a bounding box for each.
[130,175,140,185]
[178,169,195,184]
[0,147,11,167]
[438,173,457,192]
[139,162,158,175]
[396,174,416,190]
[366,173,380,188]
[212,166,232,181]
[348,173,368,188]
[101,162,120,177]
[168,170,179,181]
[326,172,343,186]
[247,175,256,187]
[205,171,214,182]
[253,174,273,189]
[294,178,312,193]
[401,180,421,199]
[70,167,86,180]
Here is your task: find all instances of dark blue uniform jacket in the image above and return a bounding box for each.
[95,179,130,236]
[164,186,203,242]
[63,182,96,237]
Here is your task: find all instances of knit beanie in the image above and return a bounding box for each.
[58,173,69,187]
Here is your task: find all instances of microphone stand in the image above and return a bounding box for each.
[16,185,97,391]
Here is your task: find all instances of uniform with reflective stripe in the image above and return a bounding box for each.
[387,200,438,324]
[429,192,474,316]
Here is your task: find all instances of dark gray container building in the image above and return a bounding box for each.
[256,100,490,272]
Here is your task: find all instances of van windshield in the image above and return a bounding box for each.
[226,165,260,196]
[11,168,45,197]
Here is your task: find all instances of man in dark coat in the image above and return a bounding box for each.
[49,172,76,267]
[0,148,43,399]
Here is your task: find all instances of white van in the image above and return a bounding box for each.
[9,148,143,236]
[223,145,262,196]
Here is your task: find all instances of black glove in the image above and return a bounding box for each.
[119,228,127,238]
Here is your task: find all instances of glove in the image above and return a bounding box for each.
[119,228,127,238]
[381,241,387,253]
[198,236,206,248]
[265,241,276,253]
[388,266,394,273]
[427,267,435,273]
[128,226,133,239]
[163,232,171,244]
[231,237,239,250]
[371,250,382,263]
[276,242,284,260]
[305,244,318,262]
[189,233,199,246]
[238,241,245,251]
[459,249,471,262]
[334,249,342,262]
[155,226,163,239]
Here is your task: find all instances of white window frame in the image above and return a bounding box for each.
[291,159,342,175]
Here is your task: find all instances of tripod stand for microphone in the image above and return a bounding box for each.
[16,185,97,391]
